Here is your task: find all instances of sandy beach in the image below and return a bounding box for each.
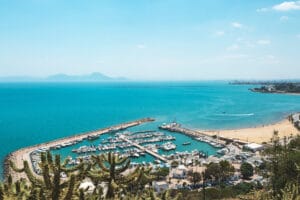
[201,118,300,144]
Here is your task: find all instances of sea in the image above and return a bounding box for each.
[1,81,300,178]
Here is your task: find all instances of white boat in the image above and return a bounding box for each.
[161,142,176,151]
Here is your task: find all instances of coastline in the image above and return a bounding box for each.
[250,90,300,96]
[200,117,299,144]
[4,114,300,182]
[4,118,154,182]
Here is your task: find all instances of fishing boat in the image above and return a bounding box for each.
[182,142,191,145]
[87,135,99,141]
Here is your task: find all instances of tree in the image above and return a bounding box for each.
[171,160,179,168]
[205,161,234,184]
[219,160,235,182]
[204,162,221,182]
[187,171,201,186]
[263,131,300,199]
[240,162,254,179]
[151,167,170,181]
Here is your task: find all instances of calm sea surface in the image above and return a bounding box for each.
[1,82,300,177]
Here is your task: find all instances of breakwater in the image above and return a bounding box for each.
[4,117,154,182]
[159,123,248,146]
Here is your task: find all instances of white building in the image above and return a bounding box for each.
[243,143,264,152]
[153,181,169,193]
[172,165,187,179]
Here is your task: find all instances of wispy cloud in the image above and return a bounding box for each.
[231,22,243,28]
[297,34,300,38]
[280,15,289,21]
[136,44,147,49]
[273,1,300,11]
[257,40,271,45]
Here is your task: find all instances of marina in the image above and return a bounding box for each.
[4,118,155,181]
[23,120,225,176]
[46,122,222,172]
[6,117,276,182]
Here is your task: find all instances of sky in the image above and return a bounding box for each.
[0,0,300,80]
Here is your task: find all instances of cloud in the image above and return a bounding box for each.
[297,34,300,38]
[273,1,300,11]
[231,22,243,28]
[136,44,147,49]
[214,31,225,36]
[226,44,240,51]
[257,40,271,45]
[280,15,289,21]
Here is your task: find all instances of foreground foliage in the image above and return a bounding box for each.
[1,132,300,199]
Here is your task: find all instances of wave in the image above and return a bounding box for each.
[214,113,254,117]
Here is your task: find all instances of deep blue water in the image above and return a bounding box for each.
[1,81,300,177]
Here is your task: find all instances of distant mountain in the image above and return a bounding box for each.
[0,72,127,82]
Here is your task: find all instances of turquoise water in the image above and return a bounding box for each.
[51,125,219,165]
[1,81,300,177]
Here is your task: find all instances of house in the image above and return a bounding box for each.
[153,181,169,193]
[243,143,264,152]
[79,180,95,193]
[172,165,187,179]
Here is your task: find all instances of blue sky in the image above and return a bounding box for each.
[0,0,300,80]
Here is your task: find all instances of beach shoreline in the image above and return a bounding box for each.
[200,117,299,144]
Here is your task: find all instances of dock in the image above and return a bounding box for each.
[159,122,248,145]
[4,117,155,182]
[120,136,168,163]
[159,122,211,138]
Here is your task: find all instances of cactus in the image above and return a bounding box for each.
[88,152,131,199]
[10,151,86,200]
[0,178,30,200]
[125,166,154,193]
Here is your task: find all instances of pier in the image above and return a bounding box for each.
[159,123,208,138]
[159,122,248,145]
[120,136,168,163]
[4,117,154,182]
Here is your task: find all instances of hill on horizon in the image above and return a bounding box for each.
[0,72,127,82]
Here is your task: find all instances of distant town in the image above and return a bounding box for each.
[230,81,300,94]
